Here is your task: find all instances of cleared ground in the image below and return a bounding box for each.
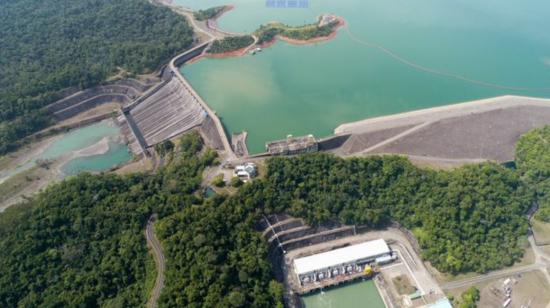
[447,272,550,308]
[533,219,550,245]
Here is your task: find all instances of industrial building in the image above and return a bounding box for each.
[266,134,318,156]
[293,239,392,284]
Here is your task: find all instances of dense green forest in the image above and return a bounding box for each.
[255,20,339,44]
[0,0,195,155]
[193,6,226,21]
[0,133,283,307]
[516,125,550,222]
[262,155,531,273]
[1,127,544,305]
[208,36,255,54]
[0,173,154,307]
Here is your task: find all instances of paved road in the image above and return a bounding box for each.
[146,215,165,308]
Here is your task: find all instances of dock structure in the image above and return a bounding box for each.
[266,134,318,156]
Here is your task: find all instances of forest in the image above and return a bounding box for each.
[262,154,531,274]
[1,127,545,306]
[0,133,283,307]
[516,125,550,222]
[193,6,227,21]
[255,20,339,45]
[208,36,255,54]
[0,0,194,155]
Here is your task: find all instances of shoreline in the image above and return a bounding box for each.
[189,14,345,63]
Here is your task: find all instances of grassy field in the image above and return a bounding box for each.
[0,166,48,204]
[532,219,550,244]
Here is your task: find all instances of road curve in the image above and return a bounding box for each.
[146,214,165,308]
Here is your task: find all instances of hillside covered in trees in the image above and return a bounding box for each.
[516,125,550,222]
[1,127,545,305]
[263,154,531,274]
[0,133,283,307]
[0,0,195,155]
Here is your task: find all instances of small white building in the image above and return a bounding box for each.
[234,162,257,181]
[293,239,391,284]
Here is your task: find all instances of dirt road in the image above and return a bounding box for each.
[146,215,165,308]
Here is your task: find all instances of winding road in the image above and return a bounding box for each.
[146,214,165,308]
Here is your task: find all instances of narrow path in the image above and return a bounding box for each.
[146,214,165,308]
[441,263,544,290]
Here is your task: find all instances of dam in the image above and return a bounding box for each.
[118,76,207,155]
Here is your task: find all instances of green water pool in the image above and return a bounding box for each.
[0,121,132,181]
[178,0,550,153]
[301,280,386,308]
[61,142,132,176]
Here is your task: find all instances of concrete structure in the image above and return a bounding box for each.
[428,298,453,308]
[46,78,156,121]
[234,162,257,181]
[293,239,391,284]
[266,134,318,156]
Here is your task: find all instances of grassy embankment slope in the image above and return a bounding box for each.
[0,0,195,155]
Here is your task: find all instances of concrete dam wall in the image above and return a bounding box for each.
[119,77,208,155]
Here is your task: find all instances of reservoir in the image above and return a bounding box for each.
[301,280,385,308]
[178,0,550,153]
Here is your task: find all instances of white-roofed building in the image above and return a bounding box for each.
[293,239,391,284]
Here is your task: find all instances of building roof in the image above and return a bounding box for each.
[293,239,390,275]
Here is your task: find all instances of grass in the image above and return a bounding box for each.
[532,219,550,244]
[0,166,46,204]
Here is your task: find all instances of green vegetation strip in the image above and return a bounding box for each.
[193,6,226,21]
[208,36,255,54]
[255,20,340,45]
[516,125,550,222]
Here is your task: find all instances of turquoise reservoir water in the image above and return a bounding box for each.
[0,121,132,180]
[301,280,386,308]
[39,121,121,160]
[178,0,550,153]
[61,142,132,176]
